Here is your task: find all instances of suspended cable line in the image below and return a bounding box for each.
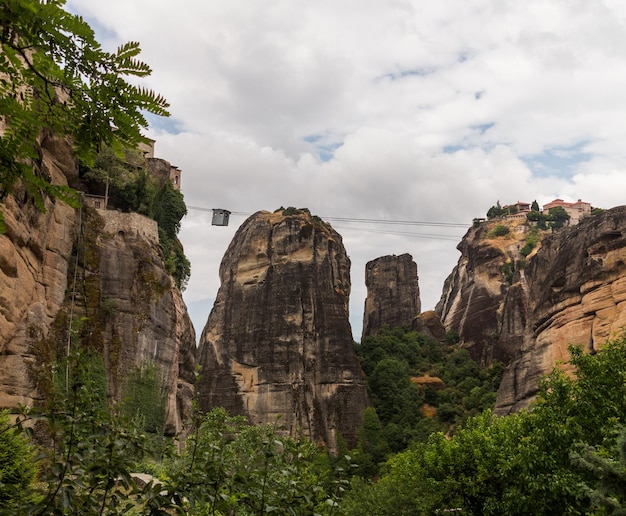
[332,225,462,241]
[186,205,469,229]
[321,216,467,228]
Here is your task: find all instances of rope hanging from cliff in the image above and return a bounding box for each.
[66,204,83,392]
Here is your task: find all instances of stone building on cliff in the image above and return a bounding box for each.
[542,198,591,225]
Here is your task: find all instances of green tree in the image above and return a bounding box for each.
[486,201,503,219]
[340,333,626,515]
[0,411,37,511]
[0,0,169,227]
[531,199,540,212]
[488,224,510,237]
[121,362,166,435]
[572,427,626,514]
[154,181,190,289]
[354,407,391,478]
[171,408,343,515]
[548,206,571,229]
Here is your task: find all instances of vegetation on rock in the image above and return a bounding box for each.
[82,145,190,289]
[0,0,169,230]
[5,329,626,514]
[340,332,626,515]
[4,351,351,514]
[354,327,504,471]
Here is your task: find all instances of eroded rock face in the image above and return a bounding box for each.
[436,219,530,365]
[197,210,370,451]
[0,137,78,408]
[361,253,421,340]
[93,210,196,435]
[0,137,196,435]
[412,310,446,341]
[496,206,626,413]
[436,209,626,414]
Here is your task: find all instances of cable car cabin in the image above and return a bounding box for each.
[212,209,231,226]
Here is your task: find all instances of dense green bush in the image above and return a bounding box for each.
[355,327,504,463]
[121,363,167,435]
[340,332,626,515]
[488,224,510,237]
[0,411,37,511]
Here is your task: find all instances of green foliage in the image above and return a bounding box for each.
[526,208,549,229]
[520,227,541,257]
[340,332,626,515]
[170,408,346,515]
[13,349,163,515]
[486,200,503,219]
[502,260,515,284]
[84,145,191,289]
[571,426,626,514]
[354,407,391,478]
[356,327,504,459]
[548,205,571,229]
[154,181,190,289]
[280,206,311,216]
[488,224,510,237]
[531,199,540,212]
[0,0,169,224]
[0,411,37,510]
[120,363,166,435]
[82,146,157,214]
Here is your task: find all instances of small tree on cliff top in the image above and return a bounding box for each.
[0,0,169,229]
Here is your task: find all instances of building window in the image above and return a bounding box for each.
[95,201,101,209]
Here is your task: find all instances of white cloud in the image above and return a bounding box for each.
[67,0,626,339]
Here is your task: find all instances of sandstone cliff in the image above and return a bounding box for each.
[497,206,626,413]
[436,208,626,414]
[436,218,532,365]
[361,253,421,340]
[0,135,196,434]
[197,209,370,451]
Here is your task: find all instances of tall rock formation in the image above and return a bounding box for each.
[361,253,421,340]
[437,208,626,414]
[436,218,531,366]
[497,206,626,413]
[0,135,196,434]
[197,209,370,451]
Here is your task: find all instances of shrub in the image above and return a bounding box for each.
[0,411,37,510]
[489,224,510,237]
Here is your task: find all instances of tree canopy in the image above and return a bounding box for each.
[340,332,626,515]
[0,0,169,225]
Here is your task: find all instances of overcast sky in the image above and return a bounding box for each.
[68,0,626,340]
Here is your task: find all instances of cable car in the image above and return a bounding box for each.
[212,209,231,226]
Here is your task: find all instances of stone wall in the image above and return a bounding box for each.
[99,210,159,245]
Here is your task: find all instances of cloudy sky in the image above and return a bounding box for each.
[68,0,626,339]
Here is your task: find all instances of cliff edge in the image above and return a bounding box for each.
[436,207,626,413]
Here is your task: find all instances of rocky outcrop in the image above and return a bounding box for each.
[88,208,196,435]
[496,206,626,413]
[362,253,421,340]
[0,135,79,409]
[436,218,534,365]
[436,209,626,414]
[0,135,196,435]
[412,310,447,341]
[197,210,370,451]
